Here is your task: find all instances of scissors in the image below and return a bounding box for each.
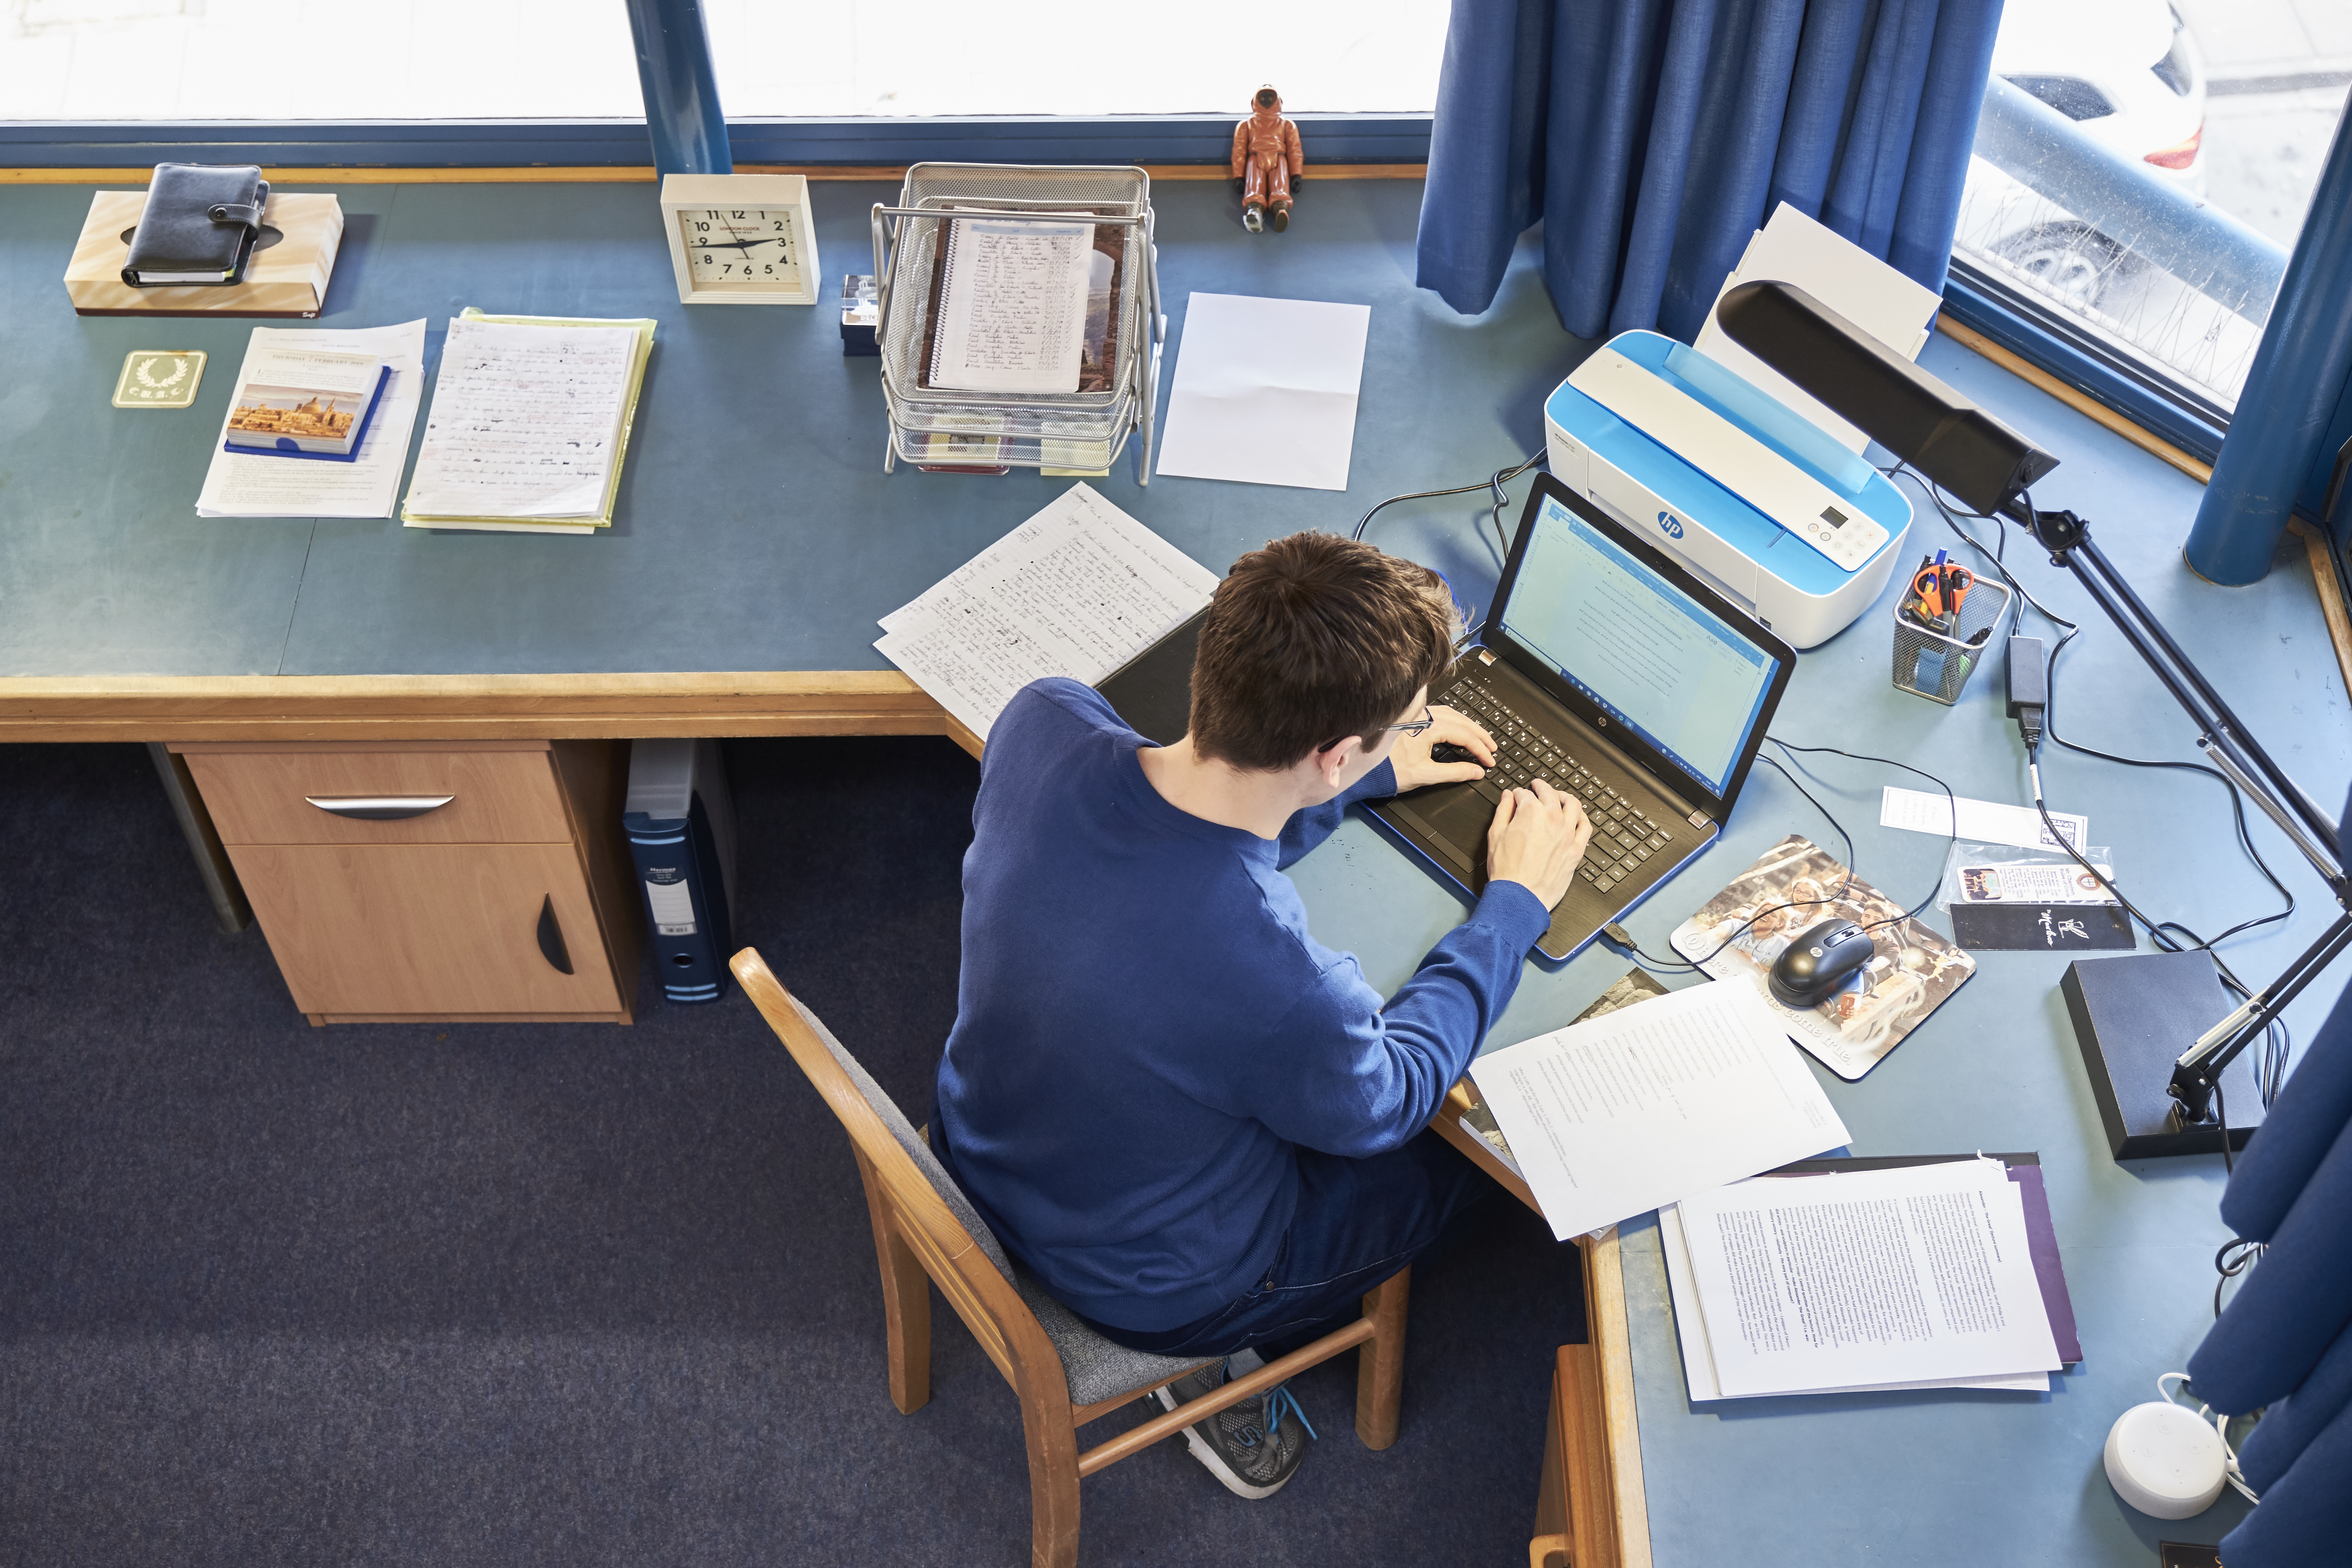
[1910,561,1975,622]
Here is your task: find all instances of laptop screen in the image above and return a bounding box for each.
[1499,494,1783,798]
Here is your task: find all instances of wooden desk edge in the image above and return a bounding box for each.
[0,669,985,746]
[1434,1084,1652,1568]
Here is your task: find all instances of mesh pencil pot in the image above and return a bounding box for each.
[1891,576,2009,704]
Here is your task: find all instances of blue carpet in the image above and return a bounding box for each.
[0,739,1586,1567]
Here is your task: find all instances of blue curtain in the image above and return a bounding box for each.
[2183,102,2352,585]
[1415,0,2003,341]
[2186,791,2352,1565]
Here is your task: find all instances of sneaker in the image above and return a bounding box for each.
[1153,1357,1318,1499]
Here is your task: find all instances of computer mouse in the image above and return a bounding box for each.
[1430,741,1478,765]
[1768,919,1874,1009]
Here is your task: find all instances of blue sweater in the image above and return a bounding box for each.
[934,679,1551,1331]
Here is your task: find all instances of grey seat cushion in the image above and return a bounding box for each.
[788,996,1208,1408]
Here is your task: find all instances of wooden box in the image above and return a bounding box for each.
[65,188,343,318]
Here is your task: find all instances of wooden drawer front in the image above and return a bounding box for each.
[233,842,620,1016]
[185,748,571,846]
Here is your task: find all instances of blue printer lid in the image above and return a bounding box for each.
[1545,332,1908,592]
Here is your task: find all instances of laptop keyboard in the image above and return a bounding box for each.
[1441,677,1677,895]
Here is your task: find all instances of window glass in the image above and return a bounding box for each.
[1952,0,2350,414]
[0,1,1446,121]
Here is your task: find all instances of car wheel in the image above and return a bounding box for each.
[1990,222,2125,309]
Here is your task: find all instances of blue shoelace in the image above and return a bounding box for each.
[1222,1358,1318,1443]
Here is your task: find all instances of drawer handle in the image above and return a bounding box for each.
[304,794,455,820]
[536,895,574,975]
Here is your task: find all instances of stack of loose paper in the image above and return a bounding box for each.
[400,310,655,535]
[1467,980,1850,1242]
[196,319,426,518]
[875,483,1218,740]
[1659,1157,2066,1398]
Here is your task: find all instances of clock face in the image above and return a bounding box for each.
[678,207,803,291]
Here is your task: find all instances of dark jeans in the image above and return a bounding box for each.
[1076,1129,1493,1361]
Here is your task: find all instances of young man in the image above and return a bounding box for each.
[932,532,1591,1497]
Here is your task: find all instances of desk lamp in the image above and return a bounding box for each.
[1714,281,2350,1158]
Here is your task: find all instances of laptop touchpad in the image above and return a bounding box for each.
[1395,783,1494,877]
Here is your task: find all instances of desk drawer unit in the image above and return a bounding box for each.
[171,741,641,1026]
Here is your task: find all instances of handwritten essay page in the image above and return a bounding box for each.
[1468,981,1849,1242]
[401,318,639,519]
[927,219,1094,393]
[1154,292,1372,491]
[875,482,1218,740]
[1669,1160,2060,1397]
[196,319,427,518]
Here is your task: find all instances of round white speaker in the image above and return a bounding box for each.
[2104,1401,2228,1519]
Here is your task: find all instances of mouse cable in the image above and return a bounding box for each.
[1352,449,1545,557]
[1596,741,1954,973]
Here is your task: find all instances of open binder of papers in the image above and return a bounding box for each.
[875,483,1217,741]
[401,309,655,535]
[1660,1154,2078,1399]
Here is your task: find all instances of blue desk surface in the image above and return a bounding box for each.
[6,175,2345,1563]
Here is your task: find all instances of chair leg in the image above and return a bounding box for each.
[1356,1265,1411,1450]
[852,1147,932,1414]
[1020,1388,1083,1568]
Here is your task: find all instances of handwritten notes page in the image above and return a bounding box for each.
[1664,1159,2060,1397]
[196,319,427,519]
[402,318,640,521]
[875,483,1218,740]
[926,220,1094,394]
[1468,981,1849,1242]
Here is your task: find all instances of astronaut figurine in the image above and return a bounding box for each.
[1231,85,1306,233]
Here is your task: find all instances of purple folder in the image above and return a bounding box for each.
[1760,1152,2081,1365]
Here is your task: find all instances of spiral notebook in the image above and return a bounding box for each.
[922,217,1096,394]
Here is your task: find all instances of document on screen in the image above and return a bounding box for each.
[1468,981,1849,1242]
[1670,1158,2061,1396]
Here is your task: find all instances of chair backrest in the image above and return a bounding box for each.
[731,946,1067,1405]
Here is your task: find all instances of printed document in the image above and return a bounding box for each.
[401,318,639,519]
[875,483,1218,739]
[927,219,1095,394]
[1154,292,1372,491]
[1468,982,1849,1242]
[196,319,427,519]
[1882,786,2087,852]
[1666,1160,2060,1396]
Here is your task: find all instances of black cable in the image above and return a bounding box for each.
[1889,465,2301,1105]
[1598,741,1955,972]
[2215,1236,2264,1318]
[1353,450,1545,557]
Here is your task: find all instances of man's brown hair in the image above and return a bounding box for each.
[1188,532,1459,771]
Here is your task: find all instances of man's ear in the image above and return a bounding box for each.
[1314,734,1364,790]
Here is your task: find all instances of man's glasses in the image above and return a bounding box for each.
[1379,706,1437,738]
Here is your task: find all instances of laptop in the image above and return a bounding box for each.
[1097,473,1795,959]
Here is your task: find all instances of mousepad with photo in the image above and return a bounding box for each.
[1669,835,1975,1081]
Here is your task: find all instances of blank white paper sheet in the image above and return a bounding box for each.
[1154,292,1371,491]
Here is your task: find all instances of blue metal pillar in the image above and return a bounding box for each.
[624,0,732,177]
[2185,103,2352,584]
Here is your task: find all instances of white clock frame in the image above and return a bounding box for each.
[658,172,822,306]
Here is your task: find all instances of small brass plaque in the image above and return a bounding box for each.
[112,349,207,409]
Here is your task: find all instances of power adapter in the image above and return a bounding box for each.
[2006,635,2047,746]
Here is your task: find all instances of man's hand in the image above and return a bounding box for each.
[1486,778,1592,910]
[1390,704,1494,793]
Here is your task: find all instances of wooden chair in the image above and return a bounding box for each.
[730,947,1414,1568]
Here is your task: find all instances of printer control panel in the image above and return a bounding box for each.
[1566,348,1889,574]
[1798,499,1886,571]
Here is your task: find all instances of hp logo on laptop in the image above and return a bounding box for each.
[1657,510,1685,540]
